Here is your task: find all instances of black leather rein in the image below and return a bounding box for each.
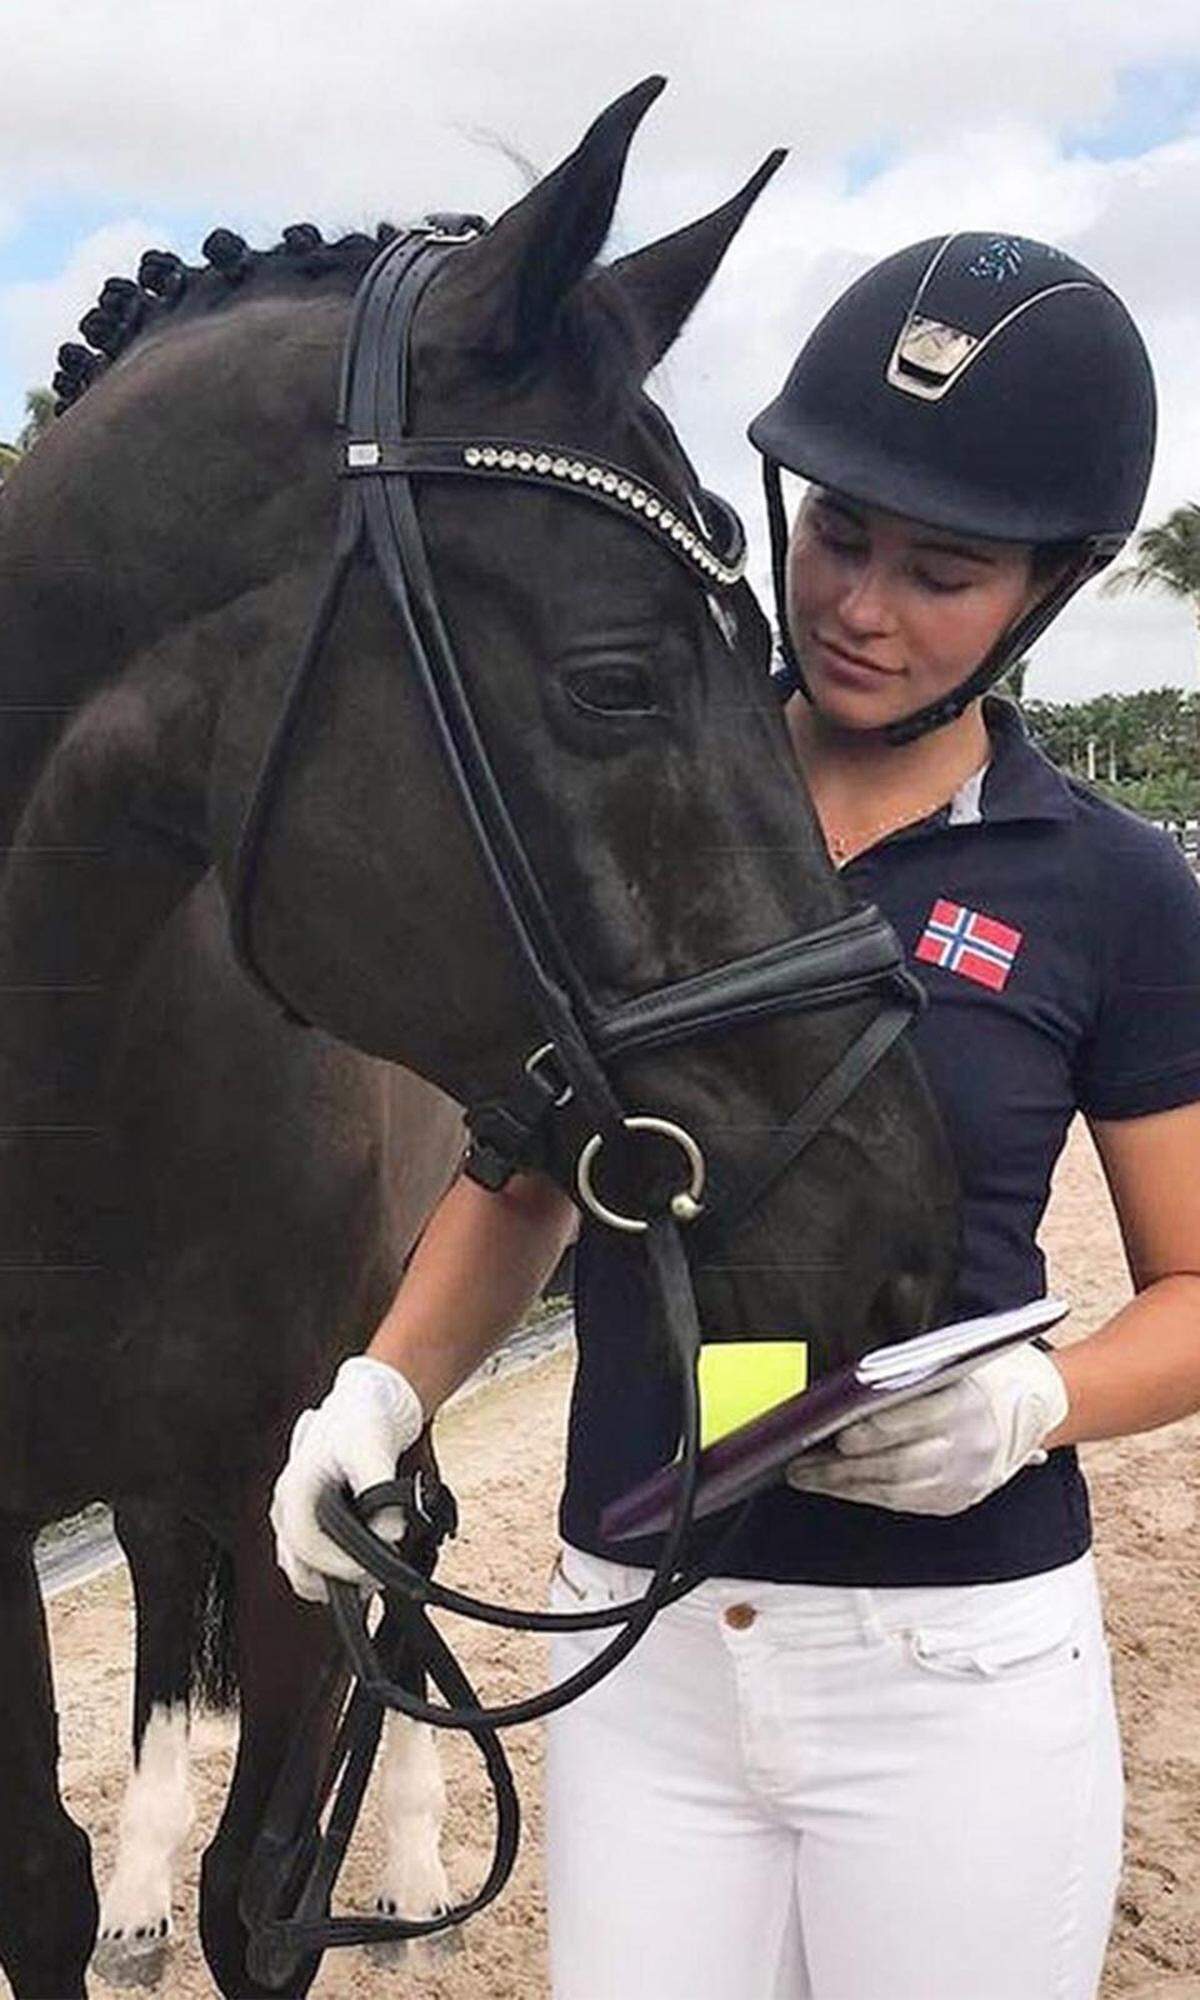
[229,219,926,1984]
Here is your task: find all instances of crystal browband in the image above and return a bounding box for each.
[341,437,748,590]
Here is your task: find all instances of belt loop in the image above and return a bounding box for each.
[852,1586,889,1645]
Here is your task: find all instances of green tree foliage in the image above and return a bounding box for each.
[0,386,55,487]
[1103,503,1200,675]
[1024,686,1200,821]
[18,388,55,450]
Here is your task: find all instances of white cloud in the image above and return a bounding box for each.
[2,0,1200,697]
[1,0,1199,219]
[1034,584,1198,701]
[1,217,172,394]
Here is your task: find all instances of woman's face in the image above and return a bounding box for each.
[786,487,1041,731]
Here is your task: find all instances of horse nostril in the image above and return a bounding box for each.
[866,1270,930,1347]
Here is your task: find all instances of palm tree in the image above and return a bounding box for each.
[18,387,55,450]
[1103,503,1200,678]
[0,386,55,489]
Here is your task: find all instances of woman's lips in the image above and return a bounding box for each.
[812,634,895,683]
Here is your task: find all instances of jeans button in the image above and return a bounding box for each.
[724,1602,757,1630]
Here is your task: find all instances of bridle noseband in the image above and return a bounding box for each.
[231,218,927,1985]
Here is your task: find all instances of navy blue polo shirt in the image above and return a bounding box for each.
[559,693,1200,1584]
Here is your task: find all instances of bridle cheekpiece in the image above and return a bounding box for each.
[231,216,928,1986]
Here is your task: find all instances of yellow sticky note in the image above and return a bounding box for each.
[695,1340,809,1449]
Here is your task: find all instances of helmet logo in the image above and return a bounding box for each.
[965,235,1066,284]
[967,237,1025,283]
[886,313,979,401]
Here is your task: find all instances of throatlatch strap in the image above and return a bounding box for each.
[227,508,364,1025]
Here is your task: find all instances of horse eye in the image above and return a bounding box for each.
[564,663,659,717]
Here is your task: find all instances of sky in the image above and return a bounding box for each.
[2,0,1200,702]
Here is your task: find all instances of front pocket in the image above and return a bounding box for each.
[548,1551,593,1606]
[906,1622,1084,1684]
[547,1545,625,1612]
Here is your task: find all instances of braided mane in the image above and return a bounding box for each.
[52,211,647,423]
[52,221,408,414]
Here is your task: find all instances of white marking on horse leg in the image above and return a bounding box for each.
[372,1714,451,1949]
[94,1704,193,1981]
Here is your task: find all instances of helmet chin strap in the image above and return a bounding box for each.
[762,458,1121,747]
[880,544,1115,745]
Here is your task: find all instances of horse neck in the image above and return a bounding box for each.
[0,308,338,854]
[0,475,206,858]
[0,622,226,1134]
[0,497,125,856]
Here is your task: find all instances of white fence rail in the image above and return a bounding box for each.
[1150,818,1200,865]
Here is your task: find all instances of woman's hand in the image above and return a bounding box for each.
[784,1345,1069,1516]
[270,1355,425,1601]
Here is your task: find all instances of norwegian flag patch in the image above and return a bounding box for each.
[915,898,1023,991]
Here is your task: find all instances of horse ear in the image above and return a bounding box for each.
[609,151,787,377]
[447,76,667,357]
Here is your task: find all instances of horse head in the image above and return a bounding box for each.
[10,79,960,1370]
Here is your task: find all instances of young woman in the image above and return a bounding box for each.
[272,233,1200,1999]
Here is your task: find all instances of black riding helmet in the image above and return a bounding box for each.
[748,232,1157,744]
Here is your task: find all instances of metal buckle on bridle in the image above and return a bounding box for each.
[524,1040,573,1108]
[576,1115,707,1233]
[411,1465,458,1537]
[415,212,488,244]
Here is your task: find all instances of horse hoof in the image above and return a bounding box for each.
[91,1917,171,1988]
[426,1920,465,1960]
[361,1898,464,1965]
[363,1938,409,1967]
[362,1932,464,1968]
[361,1898,409,1967]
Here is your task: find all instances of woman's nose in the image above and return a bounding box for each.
[838,564,895,635]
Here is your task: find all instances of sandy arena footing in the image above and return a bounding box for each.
[4,1116,1198,1998]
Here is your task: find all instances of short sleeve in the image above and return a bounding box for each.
[771,659,800,704]
[1074,822,1200,1120]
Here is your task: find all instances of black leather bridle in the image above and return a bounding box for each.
[230,217,927,1986]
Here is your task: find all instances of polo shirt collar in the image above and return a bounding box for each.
[961,694,1075,827]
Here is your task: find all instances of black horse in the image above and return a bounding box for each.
[0,78,959,2000]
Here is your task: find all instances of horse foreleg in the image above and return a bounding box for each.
[0,1521,98,1999]
[93,1705,190,1986]
[198,1496,338,2000]
[93,1502,218,1987]
[367,1711,456,1964]
[368,1432,456,1964]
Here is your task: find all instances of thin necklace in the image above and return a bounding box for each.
[824,793,952,866]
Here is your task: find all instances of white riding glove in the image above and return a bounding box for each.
[784,1343,1069,1517]
[270,1355,425,1602]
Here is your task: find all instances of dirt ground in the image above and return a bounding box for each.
[10,1115,1200,2000]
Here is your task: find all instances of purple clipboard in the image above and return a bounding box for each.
[599,1296,1070,1542]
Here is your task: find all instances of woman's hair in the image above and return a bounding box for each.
[801,489,1086,587]
[1031,541,1087,584]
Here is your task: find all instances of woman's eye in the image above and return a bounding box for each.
[913,568,970,595]
[814,522,865,560]
[564,663,659,717]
